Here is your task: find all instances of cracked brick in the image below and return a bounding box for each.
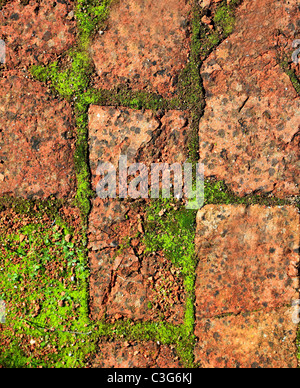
[199,0,300,197]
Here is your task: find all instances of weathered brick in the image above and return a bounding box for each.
[195,205,299,319]
[0,0,76,68]
[91,340,183,368]
[91,0,191,98]
[195,308,298,368]
[0,71,75,198]
[199,0,300,197]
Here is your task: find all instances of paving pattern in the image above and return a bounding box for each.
[0,0,299,368]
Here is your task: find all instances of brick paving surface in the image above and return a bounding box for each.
[195,205,299,319]
[0,0,299,369]
[0,0,76,69]
[195,307,298,368]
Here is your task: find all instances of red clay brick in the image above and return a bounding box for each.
[195,307,299,368]
[88,106,190,191]
[91,0,191,98]
[91,340,183,368]
[199,0,300,198]
[0,0,76,69]
[88,198,185,324]
[0,71,75,198]
[195,205,300,319]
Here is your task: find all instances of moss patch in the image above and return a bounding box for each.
[143,198,198,367]
[0,206,94,368]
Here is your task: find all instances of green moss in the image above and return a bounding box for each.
[31,49,91,101]
[214,4,236,36]
[174,0,242,164]
[175,4,205,164]
[143,198,198,367]
[97,320,181,343]
[75,0,114,46]
[279,59,300,96]
[204,179,288,207]
[0,196,65,218]
[94,319,194,367]
[73,100,94,224]
[83,87,169,111]
[0,211,95,368]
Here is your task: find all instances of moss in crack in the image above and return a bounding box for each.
[73,99,94,225]
[175,0,243,164]
[30,49,91,101]
[83,87,170,111]
[204,178,290,207]
[97,321,181,344]
[280,59,300,96]
[214,3,236,36]
[0,196,66,219]
[197,0,242,60]
[75,0,114,46]
[174,3,204,165]
[94,320,194,367]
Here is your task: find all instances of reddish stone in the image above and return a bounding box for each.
[136,110,190,166]
[0,71,75,198]
[195,205,299,319]
[88,198,185,323]
[88,106,190,191]
[88,198,128,252]
[199,0,222,8]
[195,308,298,368]
[0,0,76,68]
[88,106,159,175]
[199,0,300,198]
[91,0,191,98]
[91,340,183,368]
